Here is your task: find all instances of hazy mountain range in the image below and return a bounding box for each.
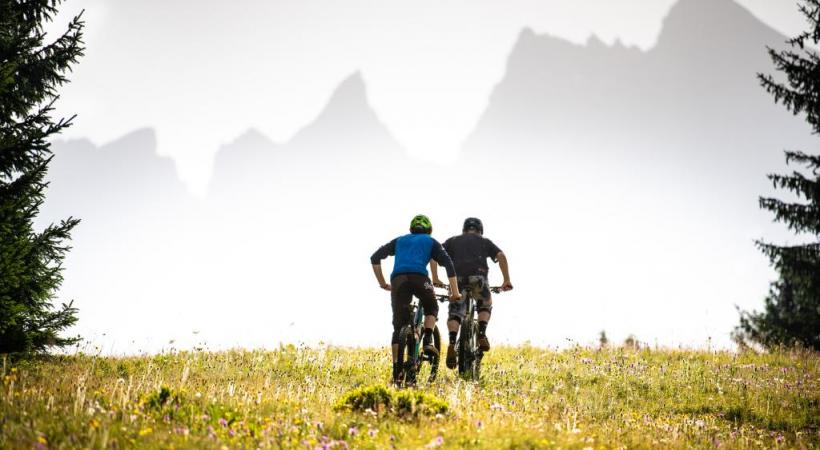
[39,0,817,351]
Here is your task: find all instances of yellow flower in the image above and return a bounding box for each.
[89,419,100,430]
[139,428,152,436]
[37,436,47,444]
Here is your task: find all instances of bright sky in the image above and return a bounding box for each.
[50,0,806,195]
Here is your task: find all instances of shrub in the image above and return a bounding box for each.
[334,384,448,417]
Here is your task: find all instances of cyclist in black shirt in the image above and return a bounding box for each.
[431,217,513,369]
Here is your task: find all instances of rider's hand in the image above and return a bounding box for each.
[449,291,462,302]
[380,282,391,291]
[501,281,513,292]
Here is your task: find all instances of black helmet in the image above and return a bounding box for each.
[463,217,483,234]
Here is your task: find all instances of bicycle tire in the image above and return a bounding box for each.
[458,319,478,379]
[420,325,441,383]
[396,324,416,387]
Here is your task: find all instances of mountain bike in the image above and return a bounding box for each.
[395,296,446,387]
[438,283,506,382]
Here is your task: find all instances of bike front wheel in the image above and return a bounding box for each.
[457,319,480,380]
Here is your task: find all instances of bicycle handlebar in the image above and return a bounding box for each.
[434,295,451,303]
[435,284,510,294]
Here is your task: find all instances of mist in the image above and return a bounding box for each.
[37,0,816,354]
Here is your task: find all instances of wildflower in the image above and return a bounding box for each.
[228,428,236,437]
[139,427,152,436]
[368,428,378,438]
[476,420,484,430]
[348,426,358,436]
[219,418,229,427]
[425,436,444,448]
[695,420,705,428]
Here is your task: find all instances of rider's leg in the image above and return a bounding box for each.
[478,311,491,330]
[446,297,465,369]
[417,276,440,355]
[477,297,493,333]
[477,292,493,351]
[447,319,459,343]
[391,275,411,382]
[422,315,436,345]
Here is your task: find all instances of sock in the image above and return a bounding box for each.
[423,328,433,345]
[478,321,488,336]
[449,331,457,345]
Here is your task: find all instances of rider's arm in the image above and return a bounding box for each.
[496,251,513,290]
[429,260,443,286]
[372,264,390,291]
[431,239,461,299]
[371,239,397,291]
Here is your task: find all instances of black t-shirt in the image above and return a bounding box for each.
[443,233,502,277]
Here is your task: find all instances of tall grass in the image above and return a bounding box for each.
[1,345,817,449]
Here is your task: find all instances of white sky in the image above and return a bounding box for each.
[38,0,815,354]
[50,0,807,195]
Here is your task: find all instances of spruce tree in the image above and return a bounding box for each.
[0,1,85,354]
[734,0,820,350]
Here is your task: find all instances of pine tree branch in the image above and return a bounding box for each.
[767,170,820,202]
[795,1,820,47]
[0,11,84,123]
[0,99,73,177]
[756,240,820,267]
[759,197,820,235]
[785,150,820,171]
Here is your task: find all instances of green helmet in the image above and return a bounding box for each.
[410,214,433,234]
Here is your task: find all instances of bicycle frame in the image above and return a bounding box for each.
[439,284,505,381]
[396,298,441,386]
[458,287,482,379]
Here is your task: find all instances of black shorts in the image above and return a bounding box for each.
[391,273,438,330]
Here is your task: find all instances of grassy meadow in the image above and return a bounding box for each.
[1,345,818,449]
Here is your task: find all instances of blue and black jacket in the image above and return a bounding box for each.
[371,233,456,280]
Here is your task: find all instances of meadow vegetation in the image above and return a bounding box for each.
[1,345,817,449]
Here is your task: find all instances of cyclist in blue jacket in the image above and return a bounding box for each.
[371,214,461,385]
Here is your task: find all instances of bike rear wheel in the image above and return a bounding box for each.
[397,324,441,386]
[396,325,417,387]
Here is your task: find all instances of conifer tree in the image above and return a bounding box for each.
[735,0,820,350]
[0,1,85,354]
